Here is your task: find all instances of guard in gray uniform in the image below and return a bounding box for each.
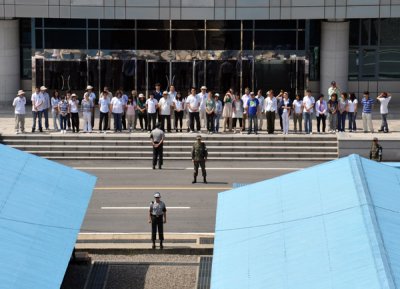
[150,123,165,169]
[191,135,208,184]
[148,192,167,249]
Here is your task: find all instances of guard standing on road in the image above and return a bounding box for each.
[150,123,165,169]
[369,137,383,162]
[191,135,208,184]
[149,192,167,249]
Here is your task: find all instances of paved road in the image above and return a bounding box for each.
[57,159,324,234]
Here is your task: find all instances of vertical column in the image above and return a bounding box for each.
[320,20,349,95]
[0,19,20,104]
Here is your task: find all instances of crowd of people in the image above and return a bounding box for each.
[12,81,392,135]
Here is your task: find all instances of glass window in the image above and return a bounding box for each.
[172,31,204,50]
[348,49,359,80]
[361,19,370,46]
[88,19,99,28]
[44,19,86,28]
[309,20,321,47]
[89,30,99,50]
[243,31,253,50]
[21,48,32,79]
[35,29,43,49]
[172,20,204,29]
[378,48,400,79]
[371,19,378,45]
[243,20,253,30]
[298,31,305,50]
[100,30,135,49]
[206,31,241,50]
[309,46,320,81]
[137,20,169,29]
[44,29,86,49]
[380,19,400,46]
[137,30,169,50]
[349,19,360,46]
[255,20,297,29]
[207,20,240,29]
[255,31,297,50]
[100,20,135,29]
[361,48,377,78]
[35,18,43,28]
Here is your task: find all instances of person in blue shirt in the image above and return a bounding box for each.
[361,91,375,133]
[246,92,260,135]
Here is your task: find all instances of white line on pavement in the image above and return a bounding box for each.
[75,167,302,171]
[101,206,191,210]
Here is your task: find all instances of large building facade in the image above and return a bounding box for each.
[0,1,399,104]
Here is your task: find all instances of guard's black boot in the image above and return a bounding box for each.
[192,174,197,184]
[160,241,163,249]
[152,241,156,249]
[203,176,207,184]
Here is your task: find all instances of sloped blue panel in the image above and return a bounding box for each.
[0,144,96,289]
[212,155,400,289]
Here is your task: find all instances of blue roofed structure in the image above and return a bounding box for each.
[0,144,96,289]
[211,154,400,289]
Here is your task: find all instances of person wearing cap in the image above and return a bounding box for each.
[247,92,260,135]
[158,91,173,132]
[361,91,374,133]
[214,93,223,133]
[31,87,44,133]
[186,87,201,133]
[40,86,50,130]
[328,81,341,100]
[369,137,382,162]
[150,123,165,169]
[81,92,94,133]
[241,88,251,131]
[85,85,96,129]
[137,93,148,132]
[13,90,26,134]
[148,192,167,249]
[191,135,208,184]
[69,93,80,133]
[198,86,208,129]
[377,92,392,133]
[99,88,111,133]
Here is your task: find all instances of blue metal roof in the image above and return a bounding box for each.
[211,154,400,289]
[0,144,96,289]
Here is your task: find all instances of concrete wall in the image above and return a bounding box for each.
[2,0,400,19]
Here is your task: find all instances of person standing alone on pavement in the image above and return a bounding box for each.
[150,123,165,170]
[191,135,208,184]
[149,192,167,249]
[13,90,26,134]
[369,137,382,162]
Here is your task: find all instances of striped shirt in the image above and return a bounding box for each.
[361,98,374,113]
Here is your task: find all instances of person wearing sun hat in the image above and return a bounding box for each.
[13,90,26,134]
[85,85,96,128]
[148,192,167,249]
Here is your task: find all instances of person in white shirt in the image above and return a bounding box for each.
[256,90,265,131]
[81,92,94,133]
[168,85,177,130]
[280,92,291,135]
[31,87,44,132]
[241,87,250,131]
[348,93,358,132]
[303,89,315,134]
[264,90,277,134]
[98,89,111,133]
[198,86,208,129]
[51,90,60,131]
[13,90,26,134]
[146,93,159,132]
[85,85,96,128]
[69,93,80,133]
[292,94,303,133]
[110,90,124,133]
[40,86,50,130]
[173,92,184,132]
[315,94,328,133]
[186,87,201,132]
[328,81,341,100]
[377,92,392,133]
[158,91,173,132]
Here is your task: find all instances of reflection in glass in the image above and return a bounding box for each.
[380,19,400,46]
[255,31,297,50]
[206,60,239,94]
[242,60,253,92]
[88,59,100,91]
[378,49,400,79]
[194,61,205,90]
[206,31,241,50]
[44,30,86,49]
[349,20,360,46]
[45,60,87,92]
[172,31,204,50]
[148,62,169,92]
[137,31,170,50]
[100,59,135,92]
[100,30,135,49]
[361,49,376,78]
[35,59,44,87]
[137,60,146,94]
[348,50,359,81]
[207,21,240,29]
[171,62,193,94]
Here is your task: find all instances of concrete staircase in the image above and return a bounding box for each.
[0,133,338,161]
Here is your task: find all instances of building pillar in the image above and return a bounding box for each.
[0,19,20,105]
[320,20,349,95]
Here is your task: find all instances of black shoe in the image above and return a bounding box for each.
[160,242,163,249]
[180,129,183,132]
[39,128,43,132]
[192,178,197,184]
[152,166,156,170]
[152,243,156,249]
[31,128,35,133]
[159,166,162,170]
[203,177,207,184]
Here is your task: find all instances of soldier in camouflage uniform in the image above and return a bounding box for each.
[369,137,383,162]
[191,135,208,184]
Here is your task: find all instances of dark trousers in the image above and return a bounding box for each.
[338,112,347,132]
[160,115,171,132]
[380,113,389,132]
[153,143,163,168]
[151,215,164,241]
[60,114,68,130]
[266,111,275,134]
[113,113,122,132]
[278,111,283,130]
[147,113,157,131]
[43,109,49,129]
[67,113,71,129]
[189,112,200,132]
[233,118,242,129]
[317,114,326,132]
[348,112,356,131]
[248,114,258,133]
[99,112,109,131]
[122,113,127,130]
[91,108,95,128]
[138,113,147,130]
[194,160,206,177]
[174,111,183,130]
[32,110,43,130]
[206,112,215,132]
[71,112,79,132]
